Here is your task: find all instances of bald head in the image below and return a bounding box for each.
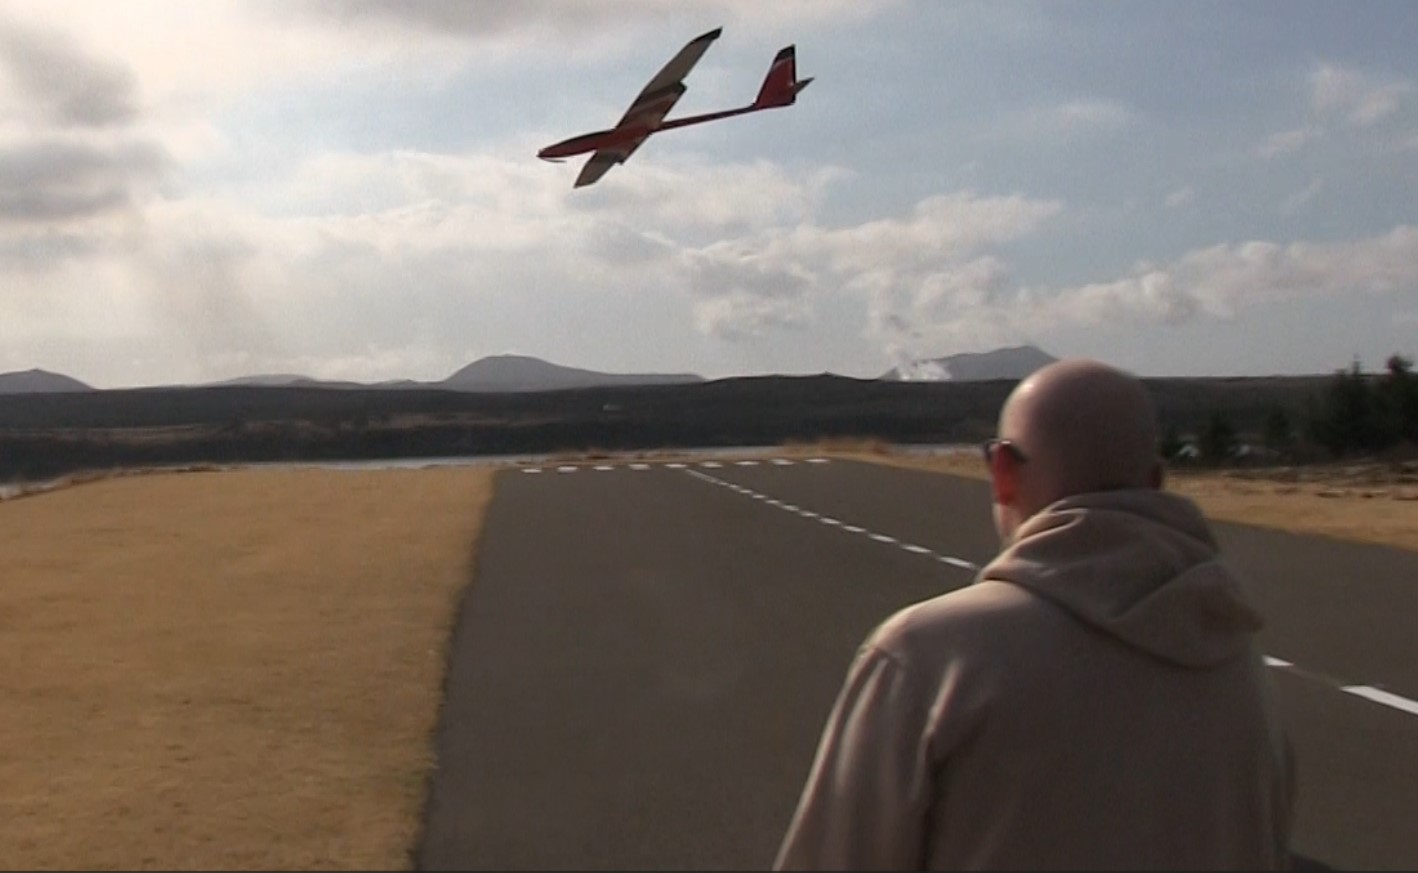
[996,359,1161,522]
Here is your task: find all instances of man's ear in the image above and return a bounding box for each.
[990,455,1018,505]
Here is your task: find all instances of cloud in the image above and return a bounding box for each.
[897,226,1418,351]
[665,189,1061,353]
[992,98,1132,145]
[1256,126,1320,159]
[0,136,168,223]
[1311,63,1412,127]
[0,15,139,127]
[1257,63,1415,159]
[1279,177,1324,214]
[290,0,894,39]
[1164,186,1194,209]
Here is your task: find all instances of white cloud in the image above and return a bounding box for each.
[1257,63,1415,159]
[993,98,1132,144]
[1256,126,1320,158]
[1164,186,1194,208]
[1311,63,1412,127]
[1279,177,1324,214]
[903,226,1418,350]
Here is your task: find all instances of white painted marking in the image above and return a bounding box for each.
[682,464,1418,719]
[735,460,760,466]
[1342,685,1418,717]
[771,459,794,466]
[665,463,687,469]
[520,468,543,473]
[594,465,614,471]
[556,465,577,473]
[629,463,650,471]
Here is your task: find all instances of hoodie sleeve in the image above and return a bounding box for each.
[774,644,934,871]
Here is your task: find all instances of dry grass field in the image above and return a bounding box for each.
[2,444,1412,871]
[835,445,1418,553]
[0,466,494,870]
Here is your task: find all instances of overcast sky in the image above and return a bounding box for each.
[2,0,1416,388]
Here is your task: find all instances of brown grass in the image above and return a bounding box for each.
[841,448,1418,553]
[0,466,495,870]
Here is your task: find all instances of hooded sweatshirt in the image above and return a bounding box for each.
[775,489,1295,871]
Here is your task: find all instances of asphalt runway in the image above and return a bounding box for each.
[417,457,1418,871]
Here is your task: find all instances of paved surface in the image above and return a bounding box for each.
[417,458,1418,870]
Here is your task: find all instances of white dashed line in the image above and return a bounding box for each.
[771,459,795,466]
[594,465,614,471]
[700,461,723,468]
[520,467,543,473]
[629,463,650,471]
[678,465,1417,719]
[556,465,577,473]
[938,556,978,570]
[735,460,760,466]
[665,463,687,469]
[1341,685,1418,717]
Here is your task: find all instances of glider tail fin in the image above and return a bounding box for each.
[753,46,812,109]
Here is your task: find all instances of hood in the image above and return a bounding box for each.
[980,489,1263,668]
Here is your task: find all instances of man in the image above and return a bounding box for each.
[775,358,1295,870]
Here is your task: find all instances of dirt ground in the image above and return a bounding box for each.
[0,466,494,870]
[841,447,1418,553]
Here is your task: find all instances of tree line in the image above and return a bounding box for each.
[1163,354,1418,465]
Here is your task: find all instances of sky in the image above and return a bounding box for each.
[1,0,1416,388]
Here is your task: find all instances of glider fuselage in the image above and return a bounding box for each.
[537,104,767,161]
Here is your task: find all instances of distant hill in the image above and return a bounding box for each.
[0,368,93,394]
[203,374,370,390]
[440,354,704,393]
[881,345,1058,382]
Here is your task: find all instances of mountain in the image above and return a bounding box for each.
[880,345,1058,382]
[0,368,93,394]
[440,354,704,392]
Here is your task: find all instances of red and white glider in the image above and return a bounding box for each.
[538,27,813,188]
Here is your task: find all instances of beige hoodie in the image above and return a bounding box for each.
[775,489,1295,871]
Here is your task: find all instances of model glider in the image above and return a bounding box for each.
[538,27,813,188]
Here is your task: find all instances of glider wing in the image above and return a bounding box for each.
[618,27,722,125]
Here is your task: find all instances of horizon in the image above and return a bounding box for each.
[1,2,1415,389]
[0,345,1379,393]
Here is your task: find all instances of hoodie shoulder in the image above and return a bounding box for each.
[866,582,1053,668]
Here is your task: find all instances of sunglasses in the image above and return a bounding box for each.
[981,438,1028,465]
